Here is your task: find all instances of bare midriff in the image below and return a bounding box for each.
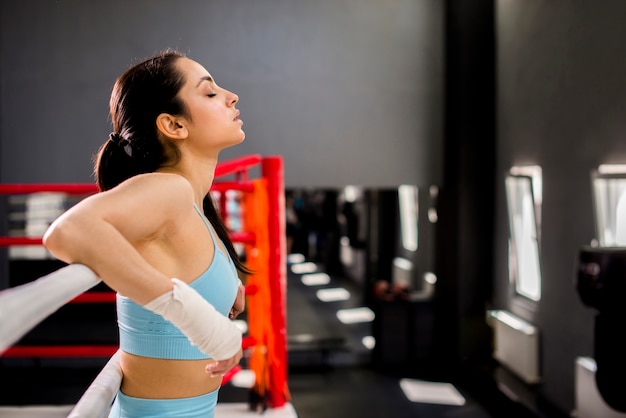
[119,351,222,399]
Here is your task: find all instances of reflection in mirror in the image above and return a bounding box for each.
[283,185,439,367]
[505,166,542,301]
[285,185,437,299]
[592,165,626,247]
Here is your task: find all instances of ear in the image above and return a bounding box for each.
[156,113,188,140]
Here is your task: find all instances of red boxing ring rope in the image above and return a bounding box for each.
[0,183,99,195]
[0,154,289,414]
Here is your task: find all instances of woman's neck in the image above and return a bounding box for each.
[157,161,216,207]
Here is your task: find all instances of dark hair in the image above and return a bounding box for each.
[94,49,249,275]
[95,49,185,190]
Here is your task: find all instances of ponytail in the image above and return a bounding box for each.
[94,132,166,191]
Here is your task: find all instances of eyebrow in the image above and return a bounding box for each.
[196,75,214,87]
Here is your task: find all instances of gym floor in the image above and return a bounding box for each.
[276,258,538,418]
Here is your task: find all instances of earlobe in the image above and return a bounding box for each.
[156,113,188,140]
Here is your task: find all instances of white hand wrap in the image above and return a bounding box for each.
[143,278,242,360]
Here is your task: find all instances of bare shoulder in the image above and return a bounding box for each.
[118,172,193,195]
[75,173,196,237]
[43,173,198,262]
[107,173,194,211]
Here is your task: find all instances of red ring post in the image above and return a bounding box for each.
[262,156,288,408]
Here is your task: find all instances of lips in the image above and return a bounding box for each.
[233,110,240,121]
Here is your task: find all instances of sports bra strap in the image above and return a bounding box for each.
[193,203,218,246]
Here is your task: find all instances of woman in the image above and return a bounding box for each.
[43,49,249,417]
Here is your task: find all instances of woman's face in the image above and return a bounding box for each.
[175,57,245,154]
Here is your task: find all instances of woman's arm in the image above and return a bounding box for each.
[43,173,192,304]
[44,173,243,362]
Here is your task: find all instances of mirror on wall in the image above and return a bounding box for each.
[285,185,437,298]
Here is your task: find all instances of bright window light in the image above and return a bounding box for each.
[316,288,351,302]
[505,166,542,301]
[291,262,318,274]
[287,253,306,264]
[301,273,331,286]
[336,307,375,324]
[399,379,466,406]
[592,165,626,246]
[398,185,418,251]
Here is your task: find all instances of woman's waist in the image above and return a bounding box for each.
[119,351,222,399]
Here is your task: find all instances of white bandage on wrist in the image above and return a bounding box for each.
[143,278,242,360]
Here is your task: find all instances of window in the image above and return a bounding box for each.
[505,166,542,301]
[398,185,418,252]
[592,165,626,247]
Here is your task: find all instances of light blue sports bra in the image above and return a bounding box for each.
[116,204,239,360]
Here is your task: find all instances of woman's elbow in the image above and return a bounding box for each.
[42,220,74,263]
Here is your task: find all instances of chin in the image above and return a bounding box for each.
[221,134,246,151]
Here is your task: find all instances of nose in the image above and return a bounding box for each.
[227,91,239,106]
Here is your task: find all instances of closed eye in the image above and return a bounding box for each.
[207,93,217,98]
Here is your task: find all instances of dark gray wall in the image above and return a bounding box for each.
[494,0,626,413]
[0,0,443,189]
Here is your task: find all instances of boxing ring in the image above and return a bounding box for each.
[0,155,290,416]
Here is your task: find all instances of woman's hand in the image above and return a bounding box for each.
[228,280,246,319]
[205,348,243,377]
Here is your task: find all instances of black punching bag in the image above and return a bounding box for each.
[595,314,626,411]
[576,246,626,412]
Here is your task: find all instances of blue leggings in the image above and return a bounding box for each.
[108,388,219,418]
